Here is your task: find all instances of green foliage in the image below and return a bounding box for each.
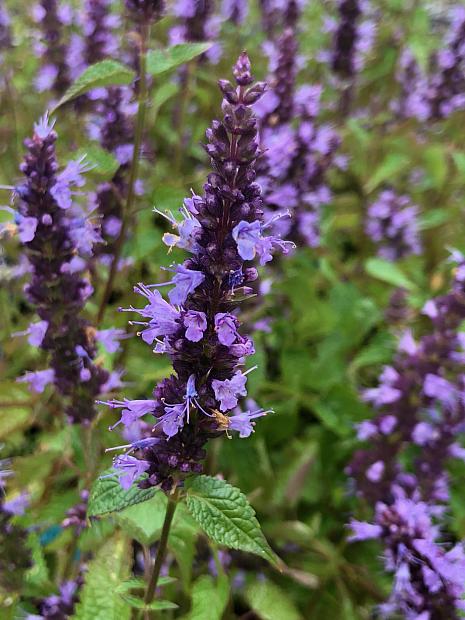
[185,475,281,568]
[147,43,213,75]
[365,257,416,290]
[53,60,135,109]
[182,574,229,620]
[245,581,303,620]
[87,470,159,517]
[115,493,167,545]
[72,535,131,620]
[74,145,120,178]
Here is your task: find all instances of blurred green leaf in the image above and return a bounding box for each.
[365,257,416,290]
[53,60,135,109]
[365,153,410,193]
[72,535,131,620]
[115,493,167,545]
[147,43,212,75]
[182,574,229,620]
[245,581,302,620]
[74,145,120,178]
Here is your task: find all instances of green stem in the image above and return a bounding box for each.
[143,486,179,618]
[96,22,151,325]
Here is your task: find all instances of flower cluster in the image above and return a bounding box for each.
[31,579,82,619]
[258,0,302,39]
[169,0,222,64]
[89,87,135,262]
[428,6,465,120]
[256,25,341,247]
[125,0,166,24]
[0,0,11,53]
[329,0,374,80]
[365,189,422,261]
[395,7,465,121]
[102,53,292,492]
[221,0,248,25]
[13,116,123,423]
[33,0,72,95]
[348,252,465,616]
[67,0,120,89]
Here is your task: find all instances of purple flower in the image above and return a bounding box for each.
[212,371,248,412]
[183,311,207,342]
[14,320,48,347]
[112,455,151,489]
[347,520,382,542]
[95,328,127,354]
[18,368,55,393]
[228,409,267,438]
[98,398,158,430]
[17,216,38,243]
[3,492,30,516]
[123,285,180,344]
[215,313,239,346]
[167,265,205,306]
[161,404,186,438]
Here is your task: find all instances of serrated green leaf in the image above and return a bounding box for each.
[53,60,135,110]
[365,257,416,291]
[185,475,281,568]
[245,581,302,620]
[147,43,212,76]
[115,493,167,545]
[364,153,410,193]
[74,145,119,178]
[182,574,229,620]
[115,576,176,595]
[120,593,178,611]
[72,535,131,620]
[87,469,159,517]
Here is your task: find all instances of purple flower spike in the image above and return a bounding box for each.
[15,118,110,423]
[349,252,465,616]
[102,55,282,492]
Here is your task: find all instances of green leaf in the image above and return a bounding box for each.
[116,576,176,594]
[364,153,410,193]
[72,535,131,620]
[365,257,416,291]
[87,469,159,517]
[182,575,229,620]
[153,82,179,112]
[53,60,135,110]
[422,145,448,188]
[74,145,120,178]
[115,493,168,545]
[147,43,212,76]
[245,581,302,620]
[452,152,465,176]
[119,594,177,611]
[184,475,281,568]
[418,208,451,230]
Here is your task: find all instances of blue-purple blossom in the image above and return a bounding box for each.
[112,454,151,489]
[183,311,207,342]
[365,190,422,261]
